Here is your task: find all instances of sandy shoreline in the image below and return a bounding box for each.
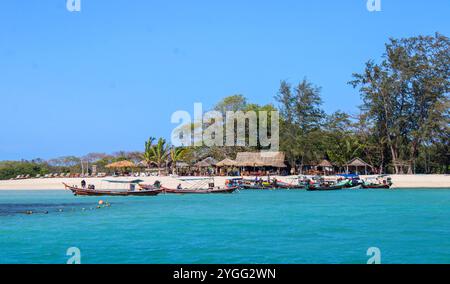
[0,175,449,190]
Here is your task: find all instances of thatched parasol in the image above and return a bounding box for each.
[106,160,136,169]
[216,158,238,167]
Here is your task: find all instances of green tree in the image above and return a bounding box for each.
[275,78,325,172]
[169,147,187,174]
[214,94,247,114]
[351,33,450,174]
[146,138,169,175]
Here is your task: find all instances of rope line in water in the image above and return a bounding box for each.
[22,200,112,215]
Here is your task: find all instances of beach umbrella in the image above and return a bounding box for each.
[105,160,137,169]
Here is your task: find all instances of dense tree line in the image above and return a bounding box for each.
[0,152,143,180]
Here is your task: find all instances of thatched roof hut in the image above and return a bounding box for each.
[317,159,333,167]
[345,158,372,168]
[194,157,217,168]
[345,158,373,174]
[235,152,287,168]
[176,161,190,168]
[216,158,238,167]
[106,160,136,168]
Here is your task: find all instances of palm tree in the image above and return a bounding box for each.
[170,147,187,175]
[142,137,156,168]
[151,138,169,176]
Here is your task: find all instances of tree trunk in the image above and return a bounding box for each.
[389,145,400,174]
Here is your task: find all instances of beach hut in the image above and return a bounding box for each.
[216,158,238,167]
[174,161,190,176]
[216,158,238,176]
[345,158,373,175]
[235,152,287,176]
[176,161,190,168]
[194,157,217,167]
[195,160,211,168]
[194,157,218,175]
[316,159,335,176]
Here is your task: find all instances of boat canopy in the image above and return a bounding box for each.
[337,174,360,179]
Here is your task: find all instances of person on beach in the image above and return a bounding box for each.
[81,180,86,189]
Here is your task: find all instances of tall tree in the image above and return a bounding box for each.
[142,137,156,168]
[151,138,170,176]
[350,33,450,174]
[275,78,325,172]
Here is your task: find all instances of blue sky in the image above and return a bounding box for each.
[0,0,449,160]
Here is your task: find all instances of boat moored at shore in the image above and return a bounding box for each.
[63,179,162,196]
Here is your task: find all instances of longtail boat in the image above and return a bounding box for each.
[159,186,238,194]
[141,177,238,194]
[63,181,162,196]
[361,183,391,189]
[361,175,393,189]
[239,183,274,190]
[235,177,305,190]
[306,184,344,191]
[306,176,365,191]
[276,181,306,189]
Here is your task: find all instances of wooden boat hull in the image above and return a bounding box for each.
[63,183,162,196]
[72,189,129,196]
[126,189,163,196]
[306,184,344,191]
[276,183,306,190]
[239,184,273,190]
[362,184,392,189]
[160,186,238,194]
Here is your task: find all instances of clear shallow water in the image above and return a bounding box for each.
[1,189,450,264]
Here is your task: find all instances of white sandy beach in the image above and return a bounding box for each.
[0,175,449,190]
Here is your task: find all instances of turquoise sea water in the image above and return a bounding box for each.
[1,189,450,264]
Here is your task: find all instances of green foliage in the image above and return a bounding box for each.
[350,33,449,174]
[214,94,248,114]
[141,137,170,175]
[275,78,325,169]
[0,160,50,180]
